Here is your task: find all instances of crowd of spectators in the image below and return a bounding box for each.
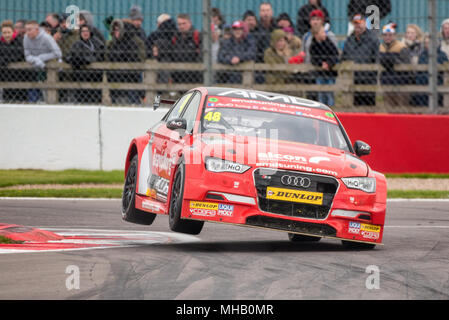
[0,1,447,107]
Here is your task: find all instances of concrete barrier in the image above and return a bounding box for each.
[0,105,166,170]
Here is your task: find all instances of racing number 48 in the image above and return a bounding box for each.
[204,112,221,122]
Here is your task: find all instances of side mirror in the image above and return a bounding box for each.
[354,140,371,157]
[167,118,187,132]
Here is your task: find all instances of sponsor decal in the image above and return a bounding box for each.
[218,204,234,217]
[348,221,361,234]
[348,222,381,239]
[190,201,219,210]
[257,152,330,165]
[152,152,175,176]
[189,201,218,217]
[361,231,380,240]
[142,200,161,213]
[148,175,169,202]
[206,94,339,124]
[266,187,323,205]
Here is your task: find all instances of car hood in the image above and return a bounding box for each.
[199,134,368,178]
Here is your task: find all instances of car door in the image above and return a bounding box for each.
[165,91,202,184]
[148,92,195,203]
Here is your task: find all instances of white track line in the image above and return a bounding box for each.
[1,197,449,202]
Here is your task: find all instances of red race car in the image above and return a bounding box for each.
[122,87,387,249]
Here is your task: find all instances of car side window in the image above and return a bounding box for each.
[166,93,193,121]
[182,92,201,133]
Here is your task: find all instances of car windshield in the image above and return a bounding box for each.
[201,100,351,152]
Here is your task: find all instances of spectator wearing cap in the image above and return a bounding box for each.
[264,29,293,84]
[217,20,256,84]
[310,25,339,106]
[341,13,379,106]
[379,22,410,107]
[127,5,146,42]
[347,0,391,35]
[297,0,330,38]
[300,9,336,99]
[301,9,337,64]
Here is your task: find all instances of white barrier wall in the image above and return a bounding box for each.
[0,105,167,170]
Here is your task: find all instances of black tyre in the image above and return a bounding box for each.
[168,161,204,235]
[122,155,156,225]
[288,233,321,242]
[341,240,376,250]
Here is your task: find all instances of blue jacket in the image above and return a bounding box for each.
[218,35,256,65]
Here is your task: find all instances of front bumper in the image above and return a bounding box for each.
[181,167,386,244]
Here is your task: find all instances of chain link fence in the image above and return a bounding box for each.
[0,0,448,113]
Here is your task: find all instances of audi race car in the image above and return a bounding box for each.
[122,87,387,249]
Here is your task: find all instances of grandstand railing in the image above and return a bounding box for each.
[1,60,448,114]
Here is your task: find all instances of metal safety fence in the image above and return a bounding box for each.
[0,0,448,113]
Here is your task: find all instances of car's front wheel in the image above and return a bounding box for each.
[122,155,156,225]
[168,161,204,235]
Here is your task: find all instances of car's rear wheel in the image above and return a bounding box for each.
[288,233,321,242]
[341,240,376,250]
[169,161,204,235]
[122,155,156,225]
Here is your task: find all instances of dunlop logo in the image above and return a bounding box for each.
[266,187,323,205]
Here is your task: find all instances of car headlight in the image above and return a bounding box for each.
[342,177,376,193]
[205,157,251,174]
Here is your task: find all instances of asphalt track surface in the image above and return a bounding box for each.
[0,198,448,300]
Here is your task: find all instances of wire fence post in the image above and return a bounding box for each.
[428,0,439,114]
[202,0,213,86]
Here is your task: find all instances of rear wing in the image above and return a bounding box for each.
[153,95,176,110]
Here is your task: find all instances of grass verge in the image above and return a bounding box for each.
[386,173,449,179]
[0,188,123,199]
[0,188,447,199]
[388,190,449,199]
[0,169,124,188]
[0,235,23,244]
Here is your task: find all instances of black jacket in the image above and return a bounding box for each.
[297,1,331,37]
[0,35,24,67]
[0,35,25,82]
[341,29,379,84]
[310,36,339,77]
[170,28,202,62]
[146,18,177,59]
[67,36,105,69]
